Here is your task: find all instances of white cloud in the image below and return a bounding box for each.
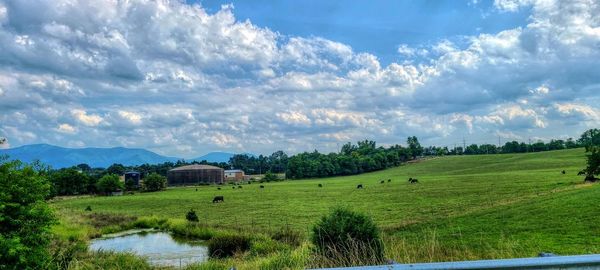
[57,123,76,134]
[0,0,598,156]
[276,111,311,126]
[71,109,103,126]
[118,111,142,125]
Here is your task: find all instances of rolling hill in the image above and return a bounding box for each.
[53,148,594,265]
[0,144,243,168]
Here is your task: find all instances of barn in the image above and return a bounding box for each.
[167,164,224,186]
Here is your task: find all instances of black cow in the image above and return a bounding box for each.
[260,185,265,189]
[238,185,243,189]
[388,179,391,182]
[409,178,419,184]
[217,187,221,190]
[357,184,363,189]
[212,196,224,203]
[561,170,566,174]
[318,183,323,187]
[380,180,385,184]
[195,188,198,191]
[232,186,235,189]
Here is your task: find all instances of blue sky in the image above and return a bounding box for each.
[0,0,599,157]
[193,0,530,65]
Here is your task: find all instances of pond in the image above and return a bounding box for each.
[89,229,209,267]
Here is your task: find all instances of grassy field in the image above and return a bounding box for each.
[52,148,600,266]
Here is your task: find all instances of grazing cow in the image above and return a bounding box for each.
[561,170,566,174]
[388,179,391,182]
[409,178,419,184]
[217,187,221,190]
[357,184,363,189]
[318,183,323,187]
[212,196,224,203]
[195,188,198,191]
[232,186,236,189]
[238,185,243,189]
[260,185,265,189]
[380,180,385,184]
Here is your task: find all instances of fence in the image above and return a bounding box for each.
[315,254,600,270]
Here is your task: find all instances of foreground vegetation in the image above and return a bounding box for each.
[46,148,600,269]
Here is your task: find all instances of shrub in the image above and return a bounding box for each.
[311,208,384,264]
[124,178,138,191]
[208,234,251,258]
[263,171,279,182]
[272,227,303,247]
[142,173,166,192]
[186,209,199,222]
[250,236,289,256]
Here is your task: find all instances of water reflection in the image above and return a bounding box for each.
[90,230,208,267]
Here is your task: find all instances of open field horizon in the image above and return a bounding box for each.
[52,148,600,264]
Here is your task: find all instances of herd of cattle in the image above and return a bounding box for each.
[211,170,569,203]
[210,177,421,203]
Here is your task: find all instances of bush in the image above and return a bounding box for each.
[142,173,166,192]
[250,236,289,256]
[311,208,384,264]
[0,160,56,269]
[208,234,251,258]
[96,174,123,194]
[263,171,279,182]
[186,209,199,222]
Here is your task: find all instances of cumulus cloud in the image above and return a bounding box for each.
[0,0,598,157]
[71,109,103,127]
[57,123,76,134]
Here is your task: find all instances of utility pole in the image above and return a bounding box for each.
[463,137,466,150]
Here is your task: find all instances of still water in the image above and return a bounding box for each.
[89,230,208,267]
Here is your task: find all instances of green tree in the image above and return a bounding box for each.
[0,160,56,269]
[579,146,600,182]
[578,128,600,149]
[49,168,91,196]
[96,174,123,194]
[106,163,126,176]
[578,129,600,182]
[142,173,166,192]
[407,136,423,158]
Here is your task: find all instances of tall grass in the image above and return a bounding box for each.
[65,251,153,270]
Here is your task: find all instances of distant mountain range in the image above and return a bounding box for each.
[0,144,247,168]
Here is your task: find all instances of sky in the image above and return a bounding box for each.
[0,0,599,158]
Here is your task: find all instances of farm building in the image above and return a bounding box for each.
[124,171,141,187]
[167,164,224,186]
[224,169,245,182]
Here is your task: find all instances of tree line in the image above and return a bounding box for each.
[9,130,599,196]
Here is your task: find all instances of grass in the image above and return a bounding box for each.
[51,148,597,267]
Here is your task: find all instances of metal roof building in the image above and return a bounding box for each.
[167,164,224,186]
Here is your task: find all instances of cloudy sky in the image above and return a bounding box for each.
[0,0,599,157]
